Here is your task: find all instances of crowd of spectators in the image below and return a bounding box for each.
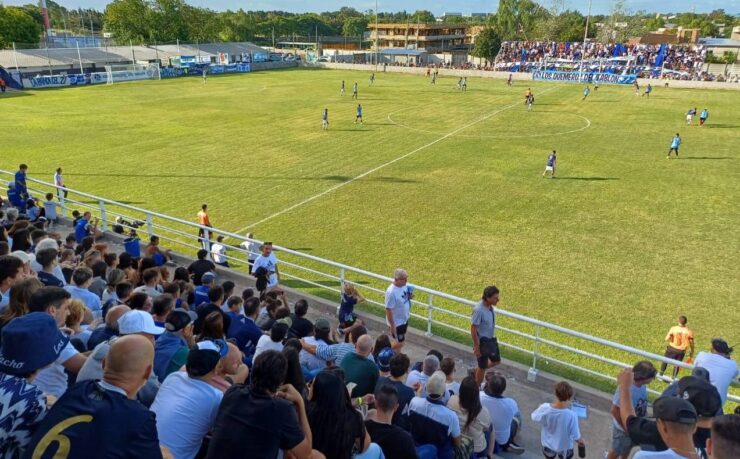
[1,164,739,459]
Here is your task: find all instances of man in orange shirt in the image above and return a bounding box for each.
[659,315,694,378]
[197,204,212,248]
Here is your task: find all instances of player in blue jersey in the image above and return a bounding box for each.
[643,83,652,97]
[582,86,590,101]
[699,109,709,127]
[542,150,557,178]
[667,133,681,158]
[354,104,363,124]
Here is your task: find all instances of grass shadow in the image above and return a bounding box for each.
[554,177,619,181]
[3,90,32,98]
[681,157,732,160]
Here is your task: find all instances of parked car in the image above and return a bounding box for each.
[317,56,332,63]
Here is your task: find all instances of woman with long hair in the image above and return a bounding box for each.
[0,277,43,333]
[372,334,392,360]
[282,345,307,400]
[10,228,32,252]
[307,370,381,459]
[448,375,491,457]
[197,311,225,340]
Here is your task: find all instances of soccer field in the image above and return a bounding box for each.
[3,68,739,357]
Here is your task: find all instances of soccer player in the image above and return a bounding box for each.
[369,73,375,86]
[431,72,436,85]
[462,77,467,92]
[542,150,556,178]
[202,67,207,84]
[643,83,652,97]
[457,77,463,90]
[667,133,681,158]
[322,108,328,130]
[340,80,345,96]
[526,94,534,111]
[354,104,363,124]
[507,73,512,86]
[352,81,358,99]
[633,81,640,95]
[582,86,590,101]
[699,108,709,126]
[686,108,696,125]
[524,87,532,105]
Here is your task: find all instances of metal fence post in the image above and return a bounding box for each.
[146,213,154,239]
[339,267,345,291]
[528,325,541,382]
[98,200,108,232]
[426,293,433,337]
[203,227,211,252]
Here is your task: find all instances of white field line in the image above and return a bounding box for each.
[236,85,558,232]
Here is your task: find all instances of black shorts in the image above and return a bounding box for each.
[664,346,686,362]
[394,323,408,343]
[477,337,501,369]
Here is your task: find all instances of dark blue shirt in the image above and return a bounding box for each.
[37,271,64,288]
[86,326,117,352]
[74,218,90,243]
[14,171,26,195]
[338,293,358,324]
[226,312,263,358]
[23,380,162,459]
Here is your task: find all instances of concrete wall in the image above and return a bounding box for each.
[252,61,299,71]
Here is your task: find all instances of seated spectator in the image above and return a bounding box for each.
[210,341,249,393]
[134,267,163,298]
[694,338,738,407]
[188,249,215,285]
[101,268,126,305]
[86,304,131,350]
[24,335,164,458]
[376,353,415,431]
[291,299,314,338]
[64,267,102,318]
[223,295,243,315]
[256,297,280,330]
[441,357,460,398]
[226,296,262,358]
[194,271,215,306]
[193,290,231,337]
[35,247,64,287]
[154,309,197,382]
[377,347,394,378]
[151,340,228,459]
[283,345,308,399]
[151,294,175,328]
[205,350,323,459]
[0,277,43,335]
[365,384,419,459]
[409,371,462,459]
[10,229,31,253]
[479,370,525,454]
[707,414,740,459]
[88,260,108,299]
[31,238,66,284]
[340,334,379,398]
[308,370,381,459]
[77,310,164,407]
[448,376,491,458]
[607,361,656,459]
[9,250,33,277]
[59,249,76,284]
[0,254,24,310]
[145,235,172,266]
[197,310,226,341]
[406,354,439,398]
[103,252,118,272]
[27,287,87,398]
[302,324,369,369]
[531,381,584,459]
[65,299,94,350]
[632,396,699,459]
[0,313,67,458]
[220,281,235,305]
[126,292,153,312]
[254,319,289,360]
[300,318,334,376]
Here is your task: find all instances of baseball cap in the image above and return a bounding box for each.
[276,317,293,328]
[165,310,198,332]
[0,312,68,375]
[653,396,698,425]
[186,340,227,377]
[201,272,216,283]
[10,251,34,265]
[118,310,165,336]
[677,376,722,417]
[314,317,330,332]
[711,338,733,355]
[426,370,447,398]
[377,347,394,372]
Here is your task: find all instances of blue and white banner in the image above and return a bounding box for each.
[532,70,637,85]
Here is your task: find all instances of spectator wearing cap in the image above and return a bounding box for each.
[210,342,249,393]
[77,310,164,407]
[151,339,227,459]
[64,267,102,318]
[406,354,439,398]
[25,335,164,458]
[607,361,657,459]
[151,294,175,328]
[632,395,699,459]
[255,318,290,360]
[377,347,394,378]
[303,324,370,368]
[707,414,740,459]
[0,313,68,458]
[0,254,24,310]
[341,334,379,398]
[299,317,333,376]
[376,353,415,431]
[441,357,460,399]
[153,309,197,382]
[193,271,215,306]
[27,287,88,398]
[206,350,323,459]
[694,339,738,407]
[251,241,280,288]
[290,299,314,339]
[660,366,711,398]
[86,304,130,351]
[531,380,583,459]
[480,369,525,454]
[226,296,262,359]
[365,384,419,459]
[187,249,215,286]
[409,370,462,459]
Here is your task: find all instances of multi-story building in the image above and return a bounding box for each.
[367,23,468,53]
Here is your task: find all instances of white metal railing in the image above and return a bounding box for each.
[3,169,737,405]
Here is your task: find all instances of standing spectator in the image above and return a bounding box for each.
[205,350,322,459]
[197,204,212,246]
[290,299,314,338]
[14,164,28,202]
[54,167,67,199]
[151,339,227,459]
[707,414,740,459]
[0,313,67,459]
[239,232,260,272]
[308,370,381,459]
[409,370,462,459]
[251,242,280,288]
[211,235,229,267]
[365,384,419,459]
[531,381,584,459]
[0,255,24,310]
[659,315,694,378]
[385,268,412,347]
[187,249,215,285]
[376,353,415,431]
[153,309,197,382]
[64,267,102,318]
[471,285,501,385]
[694,339,738,407]
[607,361,657,459]
[448,376,491,458]
[338,283,365,337]
[340,334,379,398]
[480,370,525,454]
[632,397,698,459]
[43,193,60,228]
[406,354,439,398]
[24,335,164,458]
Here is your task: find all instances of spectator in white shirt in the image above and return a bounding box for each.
[134,267,163,298]
[385,268,413,348]
[239,232,260,272]
[531,381,584,459]
[406,354,439,398]
[694,339,739,407]
[254,319,290,360]
[211,236,229,268]
[251,242,279,288]
[479,369,525,455]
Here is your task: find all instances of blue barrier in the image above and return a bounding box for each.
[532,70,637,85]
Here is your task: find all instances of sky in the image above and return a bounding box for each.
[4,0,739,16]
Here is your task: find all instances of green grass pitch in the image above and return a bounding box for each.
[3,68,738,370]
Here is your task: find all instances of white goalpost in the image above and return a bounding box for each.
[103,63,161,84]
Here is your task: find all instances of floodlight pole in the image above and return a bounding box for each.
[375,0,379,71]
[76,42,83,74]
[579,0,592,83]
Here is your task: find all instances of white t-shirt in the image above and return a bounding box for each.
[405,370,429,396]
[480,392,519,445]
[134,285,162,298]
[151,372,223,459]
[239,240,260,261]
[211,243,227,264]
[33,341,79,398]
[531,403,581,453]
[694,351,739,405]
[251,253,278,287]
[385,283,410,327]
[633,448,692,459]
[254,335,284,360]
[446,381,461,398]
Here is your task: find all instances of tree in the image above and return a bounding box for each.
[104,0,153,43]
[471,27,502,62]
[0,6,43,47]
[411,10,435,23]
[495,0,546,40]
[342,16,368,41]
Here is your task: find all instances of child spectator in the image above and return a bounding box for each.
[531,381,584,459]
